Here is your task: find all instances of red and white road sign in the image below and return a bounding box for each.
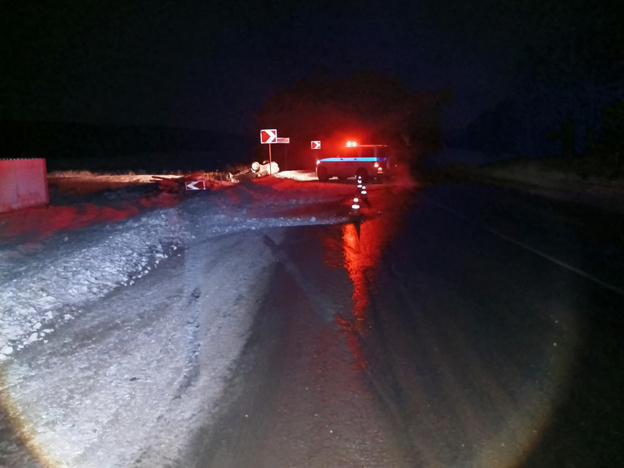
[260,129,277,144]
[275,137,290,144]
[311,141,321,150]
[185,180,206,190]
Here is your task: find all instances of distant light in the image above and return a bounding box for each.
[361,190,367,195]
[316,160,320,165]
[346,141,358,147]
[374,162,379,168]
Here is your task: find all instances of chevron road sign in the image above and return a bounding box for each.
[185,180,206,190]
[260,129,277,144]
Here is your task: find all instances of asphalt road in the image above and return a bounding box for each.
[2,182,623,467]
[184,183,624,468]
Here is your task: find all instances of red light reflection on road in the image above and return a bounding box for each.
[334,188,411,372]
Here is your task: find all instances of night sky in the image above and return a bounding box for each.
[2,0,622,137]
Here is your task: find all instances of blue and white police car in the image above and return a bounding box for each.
[315,142,392,183]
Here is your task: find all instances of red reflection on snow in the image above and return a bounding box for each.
[0,192,180,241]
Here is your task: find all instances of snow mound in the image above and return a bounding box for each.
[0,178,353,360]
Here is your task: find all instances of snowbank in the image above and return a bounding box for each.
[0,174,353,359]
[0,173,361,467]
[0,208,191,358]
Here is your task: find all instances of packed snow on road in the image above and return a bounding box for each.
[0,171,363,467]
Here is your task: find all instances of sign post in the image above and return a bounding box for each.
[276,137,290,171]
[260,129,277,174]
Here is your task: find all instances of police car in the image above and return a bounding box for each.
[316,142,391,183]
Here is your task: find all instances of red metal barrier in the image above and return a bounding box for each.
[0,159,49,213]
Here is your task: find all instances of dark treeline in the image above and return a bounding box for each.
[448,0,624,177]
[0,121,256,172]
[256,71,452,171]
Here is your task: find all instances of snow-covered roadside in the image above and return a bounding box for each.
[2,229,284,468]
[0,176,356,466]
[0,209,192,360]
[0,177,352,361]
[442,158,624,215]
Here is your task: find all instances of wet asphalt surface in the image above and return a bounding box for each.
[185,183,624,468]
[2,182,624,467]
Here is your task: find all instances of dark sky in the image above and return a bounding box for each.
[2,0,621,136]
